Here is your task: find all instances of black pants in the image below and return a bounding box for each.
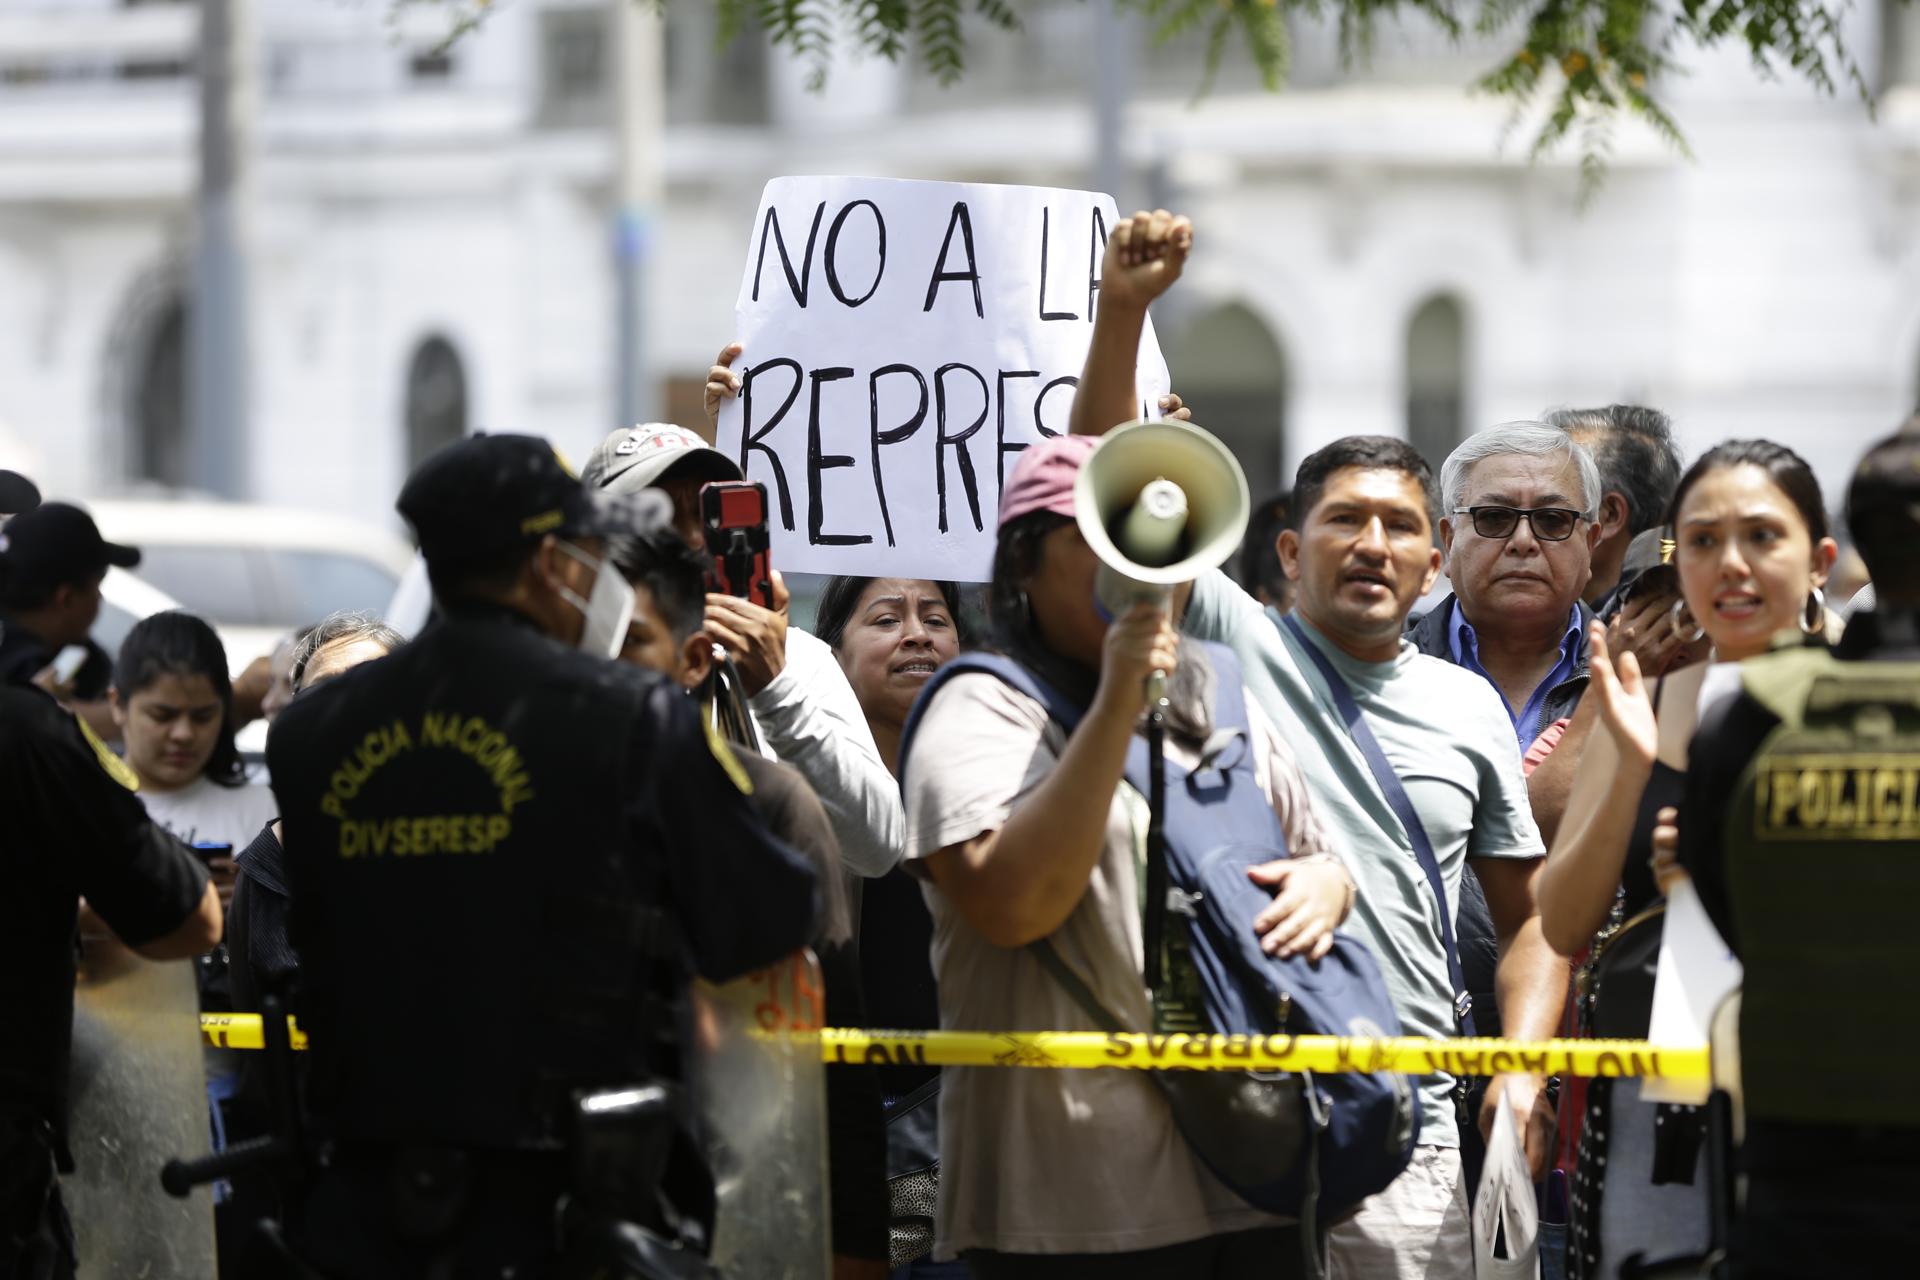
[0,1109,74,1280]
[964,1226,1308,1280]
[291,1147,570,1280]
[1726,1123,1920,1280]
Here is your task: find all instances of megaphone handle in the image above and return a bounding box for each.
[1141,704,1169,994]
[1144,669,1168,708]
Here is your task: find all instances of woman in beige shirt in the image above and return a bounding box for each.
[900,434,1352,1278]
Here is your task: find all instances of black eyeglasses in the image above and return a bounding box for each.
[1452,505,1585,542]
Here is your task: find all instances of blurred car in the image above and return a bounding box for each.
[94,565,188,667]
[89,499,413,673]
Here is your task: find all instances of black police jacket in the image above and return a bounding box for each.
[0,681,209,1146]
[268,603,819,1151]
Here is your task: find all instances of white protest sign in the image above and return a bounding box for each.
[715,176,1171,581]
[1642,877,1744,1106]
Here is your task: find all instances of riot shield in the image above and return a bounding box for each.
[688,949,829,1280]
[65,936,217,1278]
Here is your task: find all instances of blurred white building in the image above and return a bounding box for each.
[0,0,1917,527]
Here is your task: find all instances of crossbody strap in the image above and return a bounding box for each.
[1279,614,1476,1036]
[1030,937,1129,1035]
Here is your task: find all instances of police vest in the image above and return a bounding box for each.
[268,610,686,1151]
[1731,645,1920,1128]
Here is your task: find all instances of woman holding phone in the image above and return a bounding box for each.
[1538,440,1839,1279]
[112,610,276,895]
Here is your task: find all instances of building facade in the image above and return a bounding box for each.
[1,0,1917,527]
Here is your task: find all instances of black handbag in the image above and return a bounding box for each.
[1586,903,1666,1040]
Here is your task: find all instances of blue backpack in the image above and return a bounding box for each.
[898,642,1417,1224]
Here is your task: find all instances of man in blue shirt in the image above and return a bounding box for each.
[1407,422,1602,757]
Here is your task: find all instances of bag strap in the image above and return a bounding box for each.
[1279,614,1476,1036]
[1030,937,1129,1035]
[896,652,1089,788]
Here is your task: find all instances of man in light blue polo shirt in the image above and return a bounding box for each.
[1069,209,1565,1280]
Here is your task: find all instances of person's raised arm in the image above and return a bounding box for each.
[1535,623,1658,955]
[922,604,1174,948]
[1068,209,1193,439]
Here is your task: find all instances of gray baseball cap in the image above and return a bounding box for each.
[581,423,742,497]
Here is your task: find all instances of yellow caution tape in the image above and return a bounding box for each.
[201,1013,308,1052]
[198,1016,1705,1080]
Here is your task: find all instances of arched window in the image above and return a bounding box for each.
[405,336,468,468]
[1406,294,1466,469]
[131,296,189,486]
[1163,302,1288,492]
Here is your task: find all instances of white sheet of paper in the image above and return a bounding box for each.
[1642,877,1744,1105]
[716,176,1171,582]
[1473,1089,1540,1280]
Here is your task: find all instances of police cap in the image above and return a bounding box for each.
[0,469,40,517]
[0,501,140,594]
[1847,416,1920,543]
[398,434,627,567]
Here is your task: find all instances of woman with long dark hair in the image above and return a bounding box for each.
[112,610,276,868]
[897,435,1351,1277]
[1538,439,1839,1278]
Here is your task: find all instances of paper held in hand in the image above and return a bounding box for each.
[1473,1090,1541,1280]
[715,175,1172,582]
[1641,876,1744,1106]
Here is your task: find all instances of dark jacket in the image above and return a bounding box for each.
[1405,593,1591,1041]
[1407,593,1594,753]
[271,604,819,1151]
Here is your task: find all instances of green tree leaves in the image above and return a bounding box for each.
[396,0,1883,185]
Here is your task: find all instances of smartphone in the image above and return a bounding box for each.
[50,644,88,685]
[1614,562,1679,614]
[191,842,235,867]
[700,481,774,610]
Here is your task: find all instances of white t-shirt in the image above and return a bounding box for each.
[749,627,904,878]
[138,773,278,853]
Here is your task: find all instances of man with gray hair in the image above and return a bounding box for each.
[1410,422,1602,754]
[1541,405,1682,608]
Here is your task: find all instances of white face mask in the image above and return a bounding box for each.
[553,541,635,659]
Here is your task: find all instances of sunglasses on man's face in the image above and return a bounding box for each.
[1452,505,1585,542]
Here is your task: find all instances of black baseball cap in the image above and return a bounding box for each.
[1846,414,1920,554]
[397,434,632,567]
[0,469,40,516]
[0,501,140,591]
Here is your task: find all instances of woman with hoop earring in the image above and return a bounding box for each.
[1535,440,1840,1279]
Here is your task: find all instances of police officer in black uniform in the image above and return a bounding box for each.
[1,505,222,1279]
[1676,415,1920,1279]
[268,435,818,1278]
[0,502,134,707]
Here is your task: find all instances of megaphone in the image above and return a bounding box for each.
[1073,418,1252,696]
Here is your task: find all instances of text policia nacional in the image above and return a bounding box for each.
[320,712,533,857]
